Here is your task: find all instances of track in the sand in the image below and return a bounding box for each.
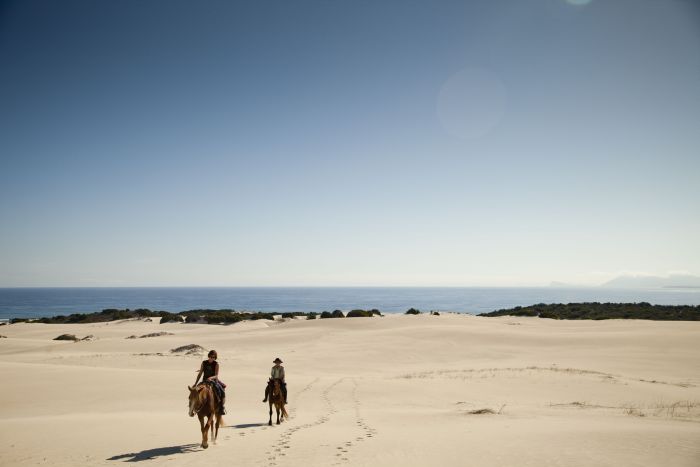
[263,377,377,466]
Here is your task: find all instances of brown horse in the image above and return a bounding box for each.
[268,379,288,425]
[188,384,224,449]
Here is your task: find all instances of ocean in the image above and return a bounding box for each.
[1,287,699,321]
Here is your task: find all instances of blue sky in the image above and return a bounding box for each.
[1,0,699,286]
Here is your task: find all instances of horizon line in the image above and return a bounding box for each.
[0,284,613,289]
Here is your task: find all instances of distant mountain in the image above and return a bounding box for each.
[601,274,700,289]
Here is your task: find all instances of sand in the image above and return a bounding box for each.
[1,314,699,467]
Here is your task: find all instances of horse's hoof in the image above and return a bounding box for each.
[202,444,208,449]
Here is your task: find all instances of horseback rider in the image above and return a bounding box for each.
[194,350,226,415]
[263,357,287,404]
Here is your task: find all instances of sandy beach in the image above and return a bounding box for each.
[1,314,699,467]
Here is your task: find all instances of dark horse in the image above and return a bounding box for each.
[268,379,288,426]
[188,384,224,449]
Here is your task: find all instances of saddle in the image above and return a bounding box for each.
[201,379,227,389]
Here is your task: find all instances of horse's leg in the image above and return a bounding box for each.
[198,413,208,449]
[214,413,221,443]
[268,401,273,426]
[210,414,216,445]
[276,404,281,425]
[203,415,212,448]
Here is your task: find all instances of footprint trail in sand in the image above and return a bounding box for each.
[263,377,377,466]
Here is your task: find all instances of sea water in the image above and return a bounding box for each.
[1,287,699,320]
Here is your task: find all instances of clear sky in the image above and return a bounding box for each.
[1,0,699,287]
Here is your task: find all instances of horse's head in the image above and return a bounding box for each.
[188,385,205,417]
[272,380,281,397]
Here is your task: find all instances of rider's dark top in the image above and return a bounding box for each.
[202,360,218,382]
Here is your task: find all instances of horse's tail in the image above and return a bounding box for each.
[281,405,289,420]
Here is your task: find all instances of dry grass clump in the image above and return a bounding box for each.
[126,332,173,339]
[170,344,205,355]
[466,404,506,415]
[550,400,700,420]
[549,401,615,409]
[623,406,646,417]
[620,400,700,419]
[652,400,699,418]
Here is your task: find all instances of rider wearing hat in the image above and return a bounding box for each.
[263,357,287,404]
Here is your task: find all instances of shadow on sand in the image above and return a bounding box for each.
[231,422,267,429]
[107,444,200,462]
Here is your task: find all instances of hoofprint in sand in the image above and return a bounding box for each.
[1,314,698,467]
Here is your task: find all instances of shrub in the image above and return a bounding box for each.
[479,303,700,321]
[203,312,243,324]
[405,308,421,315]
[282,312,307,319]
[347,309,374,318]
[53,334,78,341]
[247,312,275,321]
[320,311,332,319]
[159,313,182,324]
[184,313,202,323]
[331,310,345,318]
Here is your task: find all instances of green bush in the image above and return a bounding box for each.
[282,312,307,319]
[347,309,374,318]
[184,313,201,323]
[405,308,421,315]
[480,303,700,321]
[159,313,182,324]
[319,310,345,318]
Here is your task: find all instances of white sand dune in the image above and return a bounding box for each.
[1,314,699,466]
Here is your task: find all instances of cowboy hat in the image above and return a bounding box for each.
[273,358,283,363]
